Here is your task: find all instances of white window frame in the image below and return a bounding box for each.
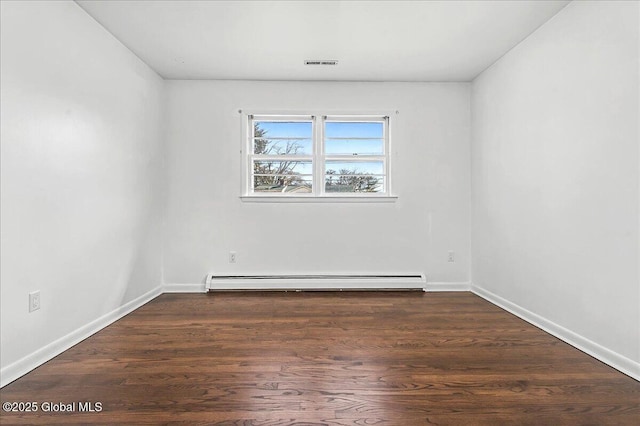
[240,111,397,202]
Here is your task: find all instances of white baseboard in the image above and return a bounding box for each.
[163,283,207,293]
[424,281,471,292]
[471,284,640,382]
[0,285,163,388]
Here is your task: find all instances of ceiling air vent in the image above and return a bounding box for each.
[304,60,339,66]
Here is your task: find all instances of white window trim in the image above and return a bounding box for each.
[240,110,397,202]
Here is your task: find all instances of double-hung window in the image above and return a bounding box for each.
[244,113,392,199]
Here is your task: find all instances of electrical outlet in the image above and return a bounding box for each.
[229,251,237,263]
[29,291,41,312]
[447,251,455,263]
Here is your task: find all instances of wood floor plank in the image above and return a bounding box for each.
[1,292,638,425]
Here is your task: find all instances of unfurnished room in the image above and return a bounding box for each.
[0,0,639,424]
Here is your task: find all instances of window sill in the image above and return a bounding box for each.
[240,195,398,203]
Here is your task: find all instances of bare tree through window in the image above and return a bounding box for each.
[253,123,310,192]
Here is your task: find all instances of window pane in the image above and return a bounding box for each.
[253,121,313,155]
[254,121,312,138]
[253,120,313,155]
[253,160,312,175]
[325,121,383,139]
[325,175,384,193]
[325,160,384,193]
[324,161,384,175]
[254,175,313,193]
[254,139,312,155]
[325,138,384,155]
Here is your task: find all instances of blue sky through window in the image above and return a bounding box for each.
[255,121,311,138]
[255,120,384,156]
[325,122,383,138]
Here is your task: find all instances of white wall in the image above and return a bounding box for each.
[0,1,164,383]
[471,0,639,376]
[164,81,470,287]
[4,0,636,388]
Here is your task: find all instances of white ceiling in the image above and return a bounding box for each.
[76,0,571,82]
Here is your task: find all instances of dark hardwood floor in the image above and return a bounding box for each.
[1,291,638,425]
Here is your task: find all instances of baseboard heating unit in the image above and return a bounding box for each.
[205,274,427,291]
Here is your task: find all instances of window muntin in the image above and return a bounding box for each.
[246,114,390,197]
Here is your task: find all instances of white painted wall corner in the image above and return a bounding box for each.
[0,286,163,388]
[471,284,640,382]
